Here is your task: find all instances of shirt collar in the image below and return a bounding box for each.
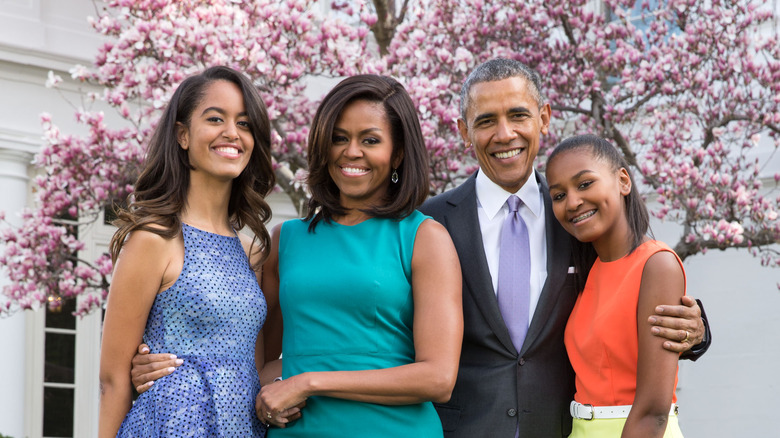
[475,169,543,220]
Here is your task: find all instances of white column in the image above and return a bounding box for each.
[0,146,34,438]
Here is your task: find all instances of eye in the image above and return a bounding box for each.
[237,120,251,128]
[362,137,380,145]
[332,135,348,144]
[510,113,529,120]
[206,116,223,123]
[578,180,593,190]
[474,119,493,128]
[551,192,565,202]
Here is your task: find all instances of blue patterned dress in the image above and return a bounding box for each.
[117,224,267,437]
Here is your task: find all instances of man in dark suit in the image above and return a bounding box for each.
[419,58,709,438]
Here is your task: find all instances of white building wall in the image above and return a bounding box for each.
[0,149,35,438]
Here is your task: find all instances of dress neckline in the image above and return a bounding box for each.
[330,217,378,228]
[182,222,238,238]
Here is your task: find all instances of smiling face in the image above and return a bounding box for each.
[546,147,633,257]
[328,99,401,211]
[176,80,254,183]
[459,76,551,193]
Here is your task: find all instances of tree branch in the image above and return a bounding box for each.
[371,0,397,56]
[673,228,780,261]
[550,104,591,116]
[701,114,754,149]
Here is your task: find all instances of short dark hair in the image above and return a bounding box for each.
[305,74,429,231]
[460,58,545,120]
[111,66,275,269]
[548,134,650,290]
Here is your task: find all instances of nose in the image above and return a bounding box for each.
[223,124,239,141]
[566,192,582,211]
[494,118,517,143]
[343,139,363,158]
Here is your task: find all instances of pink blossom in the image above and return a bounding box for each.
[4,0,780,314]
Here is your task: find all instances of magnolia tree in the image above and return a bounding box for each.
[1,0,779,316]
[0,0,377,315]
[388,0,780,261]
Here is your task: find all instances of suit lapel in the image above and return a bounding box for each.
[519,172,572,356]
[444,175,517,354]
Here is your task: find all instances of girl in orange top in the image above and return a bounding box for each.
[546,134,685,438]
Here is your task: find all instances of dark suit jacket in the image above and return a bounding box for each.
[420,171,578,438]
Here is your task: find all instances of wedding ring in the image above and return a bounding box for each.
[682,330,690,343]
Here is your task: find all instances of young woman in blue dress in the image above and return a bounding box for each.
[99,66,275,437]
[254,74,463,437]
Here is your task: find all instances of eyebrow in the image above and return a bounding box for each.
[472,106,532,125]
[201,107,248,117]
[332,126,383,136]
[548,169,596,190]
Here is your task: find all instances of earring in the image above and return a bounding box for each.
[391,169,399,184]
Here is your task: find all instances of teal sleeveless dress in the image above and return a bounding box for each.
[270,211,443,437]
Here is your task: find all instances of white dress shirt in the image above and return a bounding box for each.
[475,170,548,326]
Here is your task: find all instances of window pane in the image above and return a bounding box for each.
[43,387,74,437]
[46,298,76,330]
[44,333,75,383]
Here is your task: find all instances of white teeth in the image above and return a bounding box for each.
[572,210,596,223]
[214,146,239,154]
[342,166,368,175]
[494,149,521,159]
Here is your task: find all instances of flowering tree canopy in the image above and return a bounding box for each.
[0,0,376,315]
[1,0,778,315]
[389,0,780,263]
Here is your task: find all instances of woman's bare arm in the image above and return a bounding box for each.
[623,251,685,438]
[255,219,463,415]
[98,231,178,438]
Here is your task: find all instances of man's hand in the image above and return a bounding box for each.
[130,343,183,393]
[648,295,705,353]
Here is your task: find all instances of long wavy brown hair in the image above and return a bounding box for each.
[109,66,275,270]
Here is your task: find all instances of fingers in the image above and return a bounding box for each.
[255,395,304,428]
[130,354,183,393]
[262,407,302,428]
[650,297,704,351]
[130,355,183,375]
[653,303,700,319]
[650,323,703,354]
[132,352,179,366]
[648,315,692,333]
[647,326,689,353]
[137,343,151,354]
[680,295,698,308]
[660,340,689,353]
[283,407,303,422]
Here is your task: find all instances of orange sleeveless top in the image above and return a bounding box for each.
[564,240,686,406]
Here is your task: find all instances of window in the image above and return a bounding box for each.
[26,210,113,438]
[42,297,77,437]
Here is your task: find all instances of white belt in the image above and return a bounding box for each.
[570,401,679,420]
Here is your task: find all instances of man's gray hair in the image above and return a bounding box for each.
[459,58,546,120]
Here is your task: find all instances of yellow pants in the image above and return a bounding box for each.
[569,414,683,437]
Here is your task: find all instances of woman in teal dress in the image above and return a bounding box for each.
[255,75,464,437]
